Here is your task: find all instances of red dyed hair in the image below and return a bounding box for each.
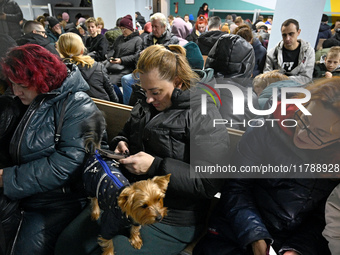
[195,15,208,30]
[1,44,67,94]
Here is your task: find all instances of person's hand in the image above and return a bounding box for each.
[0,169,3,188]
[109,58,122,64]
[119,151,154,175]
[283,251,299,255]
[114,141,129,154]
[0,13,6,20]
[251,240,267,255]
[325,71,333,78]
[53,24,62,35]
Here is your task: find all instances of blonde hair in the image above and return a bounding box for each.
[96,17,104,27]
[85,17,97,27]
[56,32,95,67]
[326,46,340,59]
[133,45,199,91]
[253,70,289,95]
[234,16,244,25]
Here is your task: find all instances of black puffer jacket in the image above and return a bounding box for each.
[110,81,230,227]
[16,33,59,55]
[198,30,225,55]
[77,61,118,102]
[208,119,338,255]
[0,0,22,40]
[205,34,258,130]
[108,31,143,70]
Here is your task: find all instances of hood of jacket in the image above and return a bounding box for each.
[76,61,98,81]
[123,31,140,41]
[16,33,50,47]
[50,63,90,101]
[171,18,191,40]
[205,34,255,80]
[198,30,225,48]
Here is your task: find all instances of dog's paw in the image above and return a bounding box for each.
[91,209,100,221]
[129,235,143,250]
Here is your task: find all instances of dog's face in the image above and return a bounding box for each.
[118,174,171,225]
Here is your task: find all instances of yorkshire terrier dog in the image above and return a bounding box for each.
[82,111,171,255]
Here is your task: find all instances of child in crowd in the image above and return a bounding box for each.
[85,17,108,61]
[314,46,340,78]
[253,70,289,96]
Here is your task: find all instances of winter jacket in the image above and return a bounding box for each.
[171,18,190,46]
[106,31,143,86]
[264,39,315,84]
[76,61,118,102]
[323,183,340,255]
[143,30,179,49]
[3,64,101,201]
[186,27,200,44]
[208,116,338,255]
[85,34,109,62]
[313,62,340,78]
[323,32,340,48]
[252,37,267,77]
[0,0,22,40]
[45,26,65,45]
[108,31,143,70]
[135,14,146,30]
[316,23,332,49]
[109,81,230,227]
[198,30,226,55]
[0,96,26,168]
[205,34,258,130]
[16,32,59,55]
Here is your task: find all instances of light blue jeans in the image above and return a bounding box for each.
[121,73,139,105]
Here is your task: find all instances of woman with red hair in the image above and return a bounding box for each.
[0,44,103,255]
[186,14,208,44]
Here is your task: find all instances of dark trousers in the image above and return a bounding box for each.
[11,192,86,255]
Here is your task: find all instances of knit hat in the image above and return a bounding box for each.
[62,12,69,21]
[143,22,152,33]
[47,16,60,28]
[120,15,134,31]
[183,42,204,70]
[78,17,86,24]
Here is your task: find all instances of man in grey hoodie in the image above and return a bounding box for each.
[264,18,314,85]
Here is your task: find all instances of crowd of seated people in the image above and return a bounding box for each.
[1,7,340,255]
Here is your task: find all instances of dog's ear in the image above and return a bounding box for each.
[118,186,135,212]
[152,174,171,193]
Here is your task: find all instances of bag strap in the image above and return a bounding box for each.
[55,92,71,144]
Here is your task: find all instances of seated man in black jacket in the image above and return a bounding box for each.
[16,20,59,55]
[197,16,226,55]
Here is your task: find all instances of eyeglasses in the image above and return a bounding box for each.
[294,110,340,146]
[36,30,46,35]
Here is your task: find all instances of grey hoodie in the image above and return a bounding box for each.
[264,39,315,84]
